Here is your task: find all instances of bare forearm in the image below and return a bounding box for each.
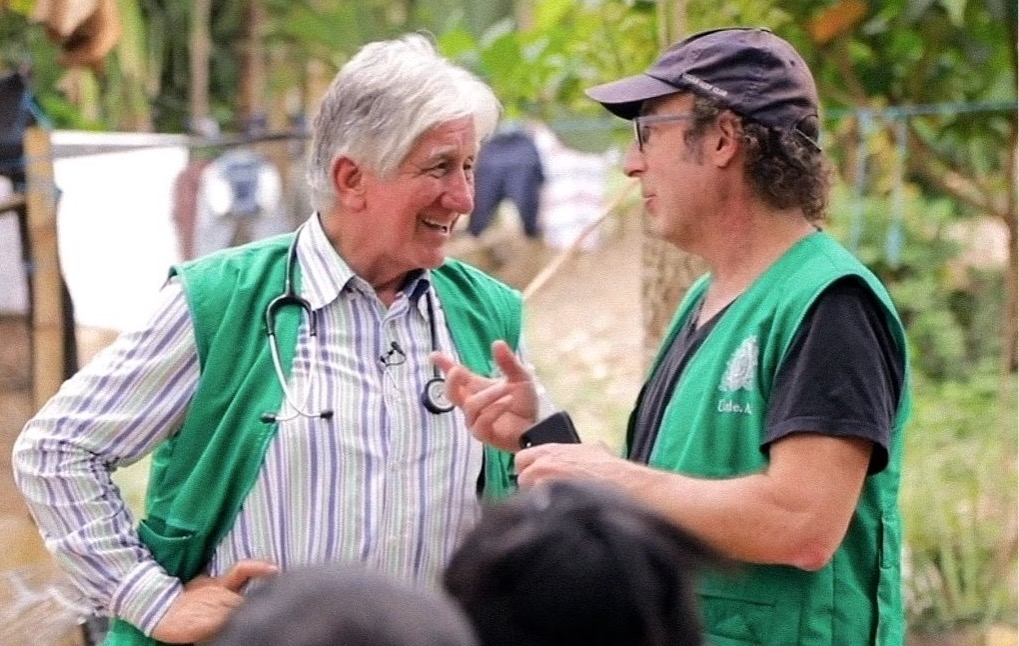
[615,466,837,569]
[515,435,870,570]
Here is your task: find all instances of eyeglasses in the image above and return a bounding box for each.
[633,113,696,152]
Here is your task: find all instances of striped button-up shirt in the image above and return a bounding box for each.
[13,214,520,634]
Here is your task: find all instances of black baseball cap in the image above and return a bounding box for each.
[586,27,820,145]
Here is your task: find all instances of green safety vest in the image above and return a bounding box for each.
[647,232,911,646]
[105,233,520,645]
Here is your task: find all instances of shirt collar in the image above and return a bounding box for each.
[298,213,433,312]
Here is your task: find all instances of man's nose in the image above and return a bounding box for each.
[623,142,644,177]
[443,170,474,213]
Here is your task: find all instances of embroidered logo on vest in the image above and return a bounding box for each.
[716,336,758,415]
[719,335,758,392]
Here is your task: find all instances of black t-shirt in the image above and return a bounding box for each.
[627,277,905,473]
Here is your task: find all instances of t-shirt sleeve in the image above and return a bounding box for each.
[763,277,905,474]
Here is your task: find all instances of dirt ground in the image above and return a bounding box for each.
[448,204,646,449]
[517,211,645,448]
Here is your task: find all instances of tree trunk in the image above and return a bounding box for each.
[188,0,212,129]
[641,0,701,366]
[655,0,685,52]
[515,0,534,30]
[238,0,267,130]
[1003,27,1018,375]
[1002,123,1018,374]
[466,0,515,35]
[641,223,706,364]
[111,0,151,131]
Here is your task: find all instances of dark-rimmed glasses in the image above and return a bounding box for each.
[633,113,696,152]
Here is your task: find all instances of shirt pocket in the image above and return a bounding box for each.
[137,516,199,579]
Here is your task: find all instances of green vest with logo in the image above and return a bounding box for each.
[105,233,520,645]
[647,232,911,646]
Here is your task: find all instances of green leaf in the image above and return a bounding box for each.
[8,0,35,14]
[437,26,478,58]
[534,0,576,31]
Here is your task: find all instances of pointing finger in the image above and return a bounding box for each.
[429,351,457,377]
[491,340,530,383]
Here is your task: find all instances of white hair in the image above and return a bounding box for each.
[306,33,501,212]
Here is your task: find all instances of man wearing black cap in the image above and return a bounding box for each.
[434,28,911,645]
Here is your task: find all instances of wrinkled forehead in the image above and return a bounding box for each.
[403,117,478,165]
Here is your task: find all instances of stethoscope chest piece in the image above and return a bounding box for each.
[422,376,454,414]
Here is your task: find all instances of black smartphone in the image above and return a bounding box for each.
[519,411,581,448]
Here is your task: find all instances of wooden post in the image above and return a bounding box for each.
[3,128,87,646]
[0,131,84,646]
[23,127,66,410]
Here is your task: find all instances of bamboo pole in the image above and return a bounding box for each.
[23,127,66,410]
[522,179,638,302]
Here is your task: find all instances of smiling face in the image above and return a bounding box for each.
[331,117,478,296]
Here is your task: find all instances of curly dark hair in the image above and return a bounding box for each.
[684,94,833,222]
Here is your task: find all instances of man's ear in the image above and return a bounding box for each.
[332,156,366,209]
[712,111,742,167]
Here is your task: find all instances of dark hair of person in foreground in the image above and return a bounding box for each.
[443,480,726,646]
[210,563,479,646]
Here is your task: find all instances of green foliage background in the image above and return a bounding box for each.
[824,181,1017,631]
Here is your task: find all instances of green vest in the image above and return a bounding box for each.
[647,233,911,646]
[105,233,521,645]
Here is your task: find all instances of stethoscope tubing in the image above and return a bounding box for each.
[265,225,452,422]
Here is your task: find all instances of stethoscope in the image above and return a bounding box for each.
[262,226,454,424]
[419,291,456,414]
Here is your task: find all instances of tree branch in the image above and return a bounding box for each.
[904,126,1004,218]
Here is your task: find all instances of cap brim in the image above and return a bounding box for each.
[585,74,681,120]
